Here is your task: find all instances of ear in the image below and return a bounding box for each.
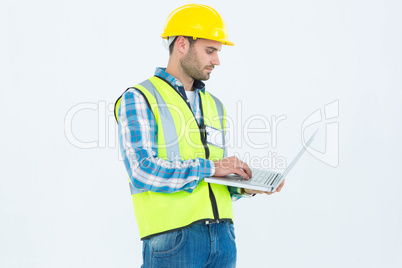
[175,36,190,55]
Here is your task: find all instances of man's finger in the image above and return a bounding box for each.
[237,161,252,178]
[276,180,285,192]
[243,166,252,179]
[233,168,249,180]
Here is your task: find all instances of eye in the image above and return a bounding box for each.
[206,49,213,54]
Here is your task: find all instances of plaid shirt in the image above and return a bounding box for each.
[118,67,243,200]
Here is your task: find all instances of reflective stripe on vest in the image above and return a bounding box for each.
[115,76,233,239]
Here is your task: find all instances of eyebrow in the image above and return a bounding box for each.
[206,46,221,52]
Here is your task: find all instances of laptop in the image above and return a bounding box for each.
[204,130,317,192]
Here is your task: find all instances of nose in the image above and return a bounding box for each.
[211,54,220,66]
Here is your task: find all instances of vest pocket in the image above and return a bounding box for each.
[149,229,187,258]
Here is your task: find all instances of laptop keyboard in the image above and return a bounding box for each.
[249,168,280,186]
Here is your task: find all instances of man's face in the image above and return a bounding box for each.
[180,39,222,81]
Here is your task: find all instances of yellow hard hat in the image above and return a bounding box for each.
[161,4,234,46]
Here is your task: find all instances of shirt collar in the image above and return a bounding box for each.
[154,67,206,94]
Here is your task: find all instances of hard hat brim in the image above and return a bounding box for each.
[161,35,234,46]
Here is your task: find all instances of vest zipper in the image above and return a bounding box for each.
[208,183,220,220]
[155,76,217,220]
[198,92,218,220]
[197,94,210,160]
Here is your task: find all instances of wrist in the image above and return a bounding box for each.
[209,160,216,176]
[241,188,256,197]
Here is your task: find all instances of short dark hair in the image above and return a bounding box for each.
[169,36,197,55]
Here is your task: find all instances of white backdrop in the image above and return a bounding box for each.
[1,0,401,267]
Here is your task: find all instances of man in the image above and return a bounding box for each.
[115,4,284,267]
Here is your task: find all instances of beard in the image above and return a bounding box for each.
[180,47,212,81]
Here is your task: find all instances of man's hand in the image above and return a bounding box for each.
[244,179,286,196]
[213,156,252,179]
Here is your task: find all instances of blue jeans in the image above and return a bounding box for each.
[141,221,237,267]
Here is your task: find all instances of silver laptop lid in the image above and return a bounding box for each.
[280,129,318,179]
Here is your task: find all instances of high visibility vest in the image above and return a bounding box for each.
[115,76,233,239]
